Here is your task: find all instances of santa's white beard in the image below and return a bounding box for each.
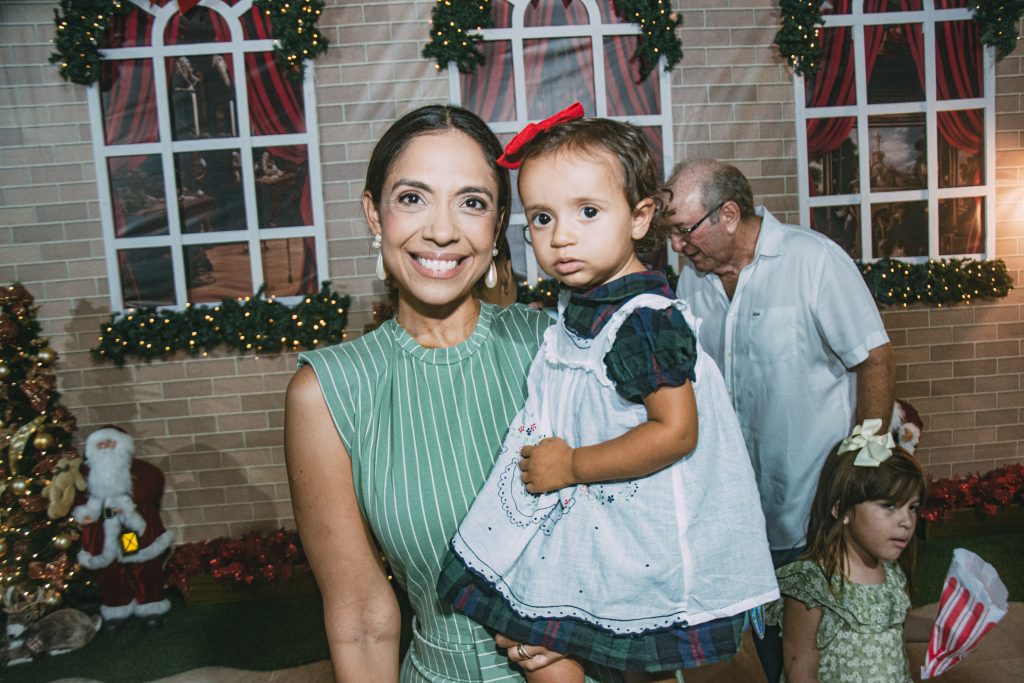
[86,447,133,499]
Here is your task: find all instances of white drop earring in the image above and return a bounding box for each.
[484,246,499,289]
[372,233,387,281]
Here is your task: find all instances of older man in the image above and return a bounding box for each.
[665,159,895,682]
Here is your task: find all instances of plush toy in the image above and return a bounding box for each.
[2,589,101,666]
[42,455,87,520]
[890,398,923,453]
[73,426,173,633]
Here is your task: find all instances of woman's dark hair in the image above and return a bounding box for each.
[515,118,666,254]
[803,443,927,596]
[363,105,512,239]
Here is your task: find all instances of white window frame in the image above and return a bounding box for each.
[449,0,675,281]
[89,0,327,311]
[794,0,996,261]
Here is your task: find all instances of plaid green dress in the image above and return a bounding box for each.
[439,273,776,673]
[299,303,620,683]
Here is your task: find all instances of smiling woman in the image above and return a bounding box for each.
[282,105,578,682]
[362,129,502,331]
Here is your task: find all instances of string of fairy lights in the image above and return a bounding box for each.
[253,0,328,81]
[859,258,1013,307]
[92,284,349,366]
[423,0,683,80]
[91,259,1013,364]
[49,0,328,86]
[775,0,1024,77]
[518,259,1013,310]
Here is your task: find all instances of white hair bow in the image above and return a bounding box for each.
[839,418,895,467]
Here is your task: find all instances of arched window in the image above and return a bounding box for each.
[795,0,993,260]
[91,0,326,310]
[450,0,675,280]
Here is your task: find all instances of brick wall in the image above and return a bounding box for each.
[673,5,1024,479]
[0,1,1020,545]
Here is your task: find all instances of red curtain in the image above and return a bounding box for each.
[604,34,659,116]
[810,0,982,158]
[522,0,596,117]
[934,0,984,252]
[245,10,315,290]
[564,1,596,106]
[464,1,655,121]
[460,2,515,121]
[807,0,889,157]
[102,10,158,146]
[934,19,983,154]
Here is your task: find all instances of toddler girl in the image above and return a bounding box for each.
[437,103,778,682]
[767,419,929,682]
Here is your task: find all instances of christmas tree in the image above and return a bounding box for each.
[0,284,88,608]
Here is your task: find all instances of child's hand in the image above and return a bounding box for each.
[519,437,575,493]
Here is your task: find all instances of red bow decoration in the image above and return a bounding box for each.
[497,102,585,169]
[154,0,200,14]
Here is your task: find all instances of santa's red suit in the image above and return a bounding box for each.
[73,427,173,626]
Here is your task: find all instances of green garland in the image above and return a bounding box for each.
[252,0,329,83]
[49,0,131,86]
[92,283,350,367]
[422,0,494,74]
[774,0,825,78]
[775,0,1024,77]
[973,0,1024,60]
[859,258,1013,307]
[614,0,684,79]
[49,0,328,86]
[423,0,683,80]
[518,259,1013,308]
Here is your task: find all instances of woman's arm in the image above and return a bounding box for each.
[518,382,697,493]
[781,597,822,683]
[285,366,402,682]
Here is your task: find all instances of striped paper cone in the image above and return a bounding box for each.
[921,548,1008,679]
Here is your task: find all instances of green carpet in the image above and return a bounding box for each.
[7,534,1020,682]
[9,591,331,683]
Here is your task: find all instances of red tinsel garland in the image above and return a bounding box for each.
[165,528,307,596]
[921,464,1024,523]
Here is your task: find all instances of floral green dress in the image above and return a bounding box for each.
[766,560,912,683]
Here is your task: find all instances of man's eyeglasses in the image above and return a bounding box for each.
[671,201,726,236]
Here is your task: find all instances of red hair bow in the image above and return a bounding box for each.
[497,102,585,169]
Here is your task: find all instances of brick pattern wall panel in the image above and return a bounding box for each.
[1,1,1020,551]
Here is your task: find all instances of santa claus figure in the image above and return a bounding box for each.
[73,426,173,632]
[890,398,923,454]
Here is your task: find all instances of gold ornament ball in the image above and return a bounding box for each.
[53,533,73,550]
[0,538,6,557]
[42,589,62,607]
[33,432,54,450]
[36,347,57,365]
[0,363,9,380]
[9,476,30,496]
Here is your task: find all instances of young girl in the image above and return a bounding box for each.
[437,103,778,682]
[767,419,930,682]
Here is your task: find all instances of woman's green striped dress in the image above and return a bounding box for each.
[301,302,620,682]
